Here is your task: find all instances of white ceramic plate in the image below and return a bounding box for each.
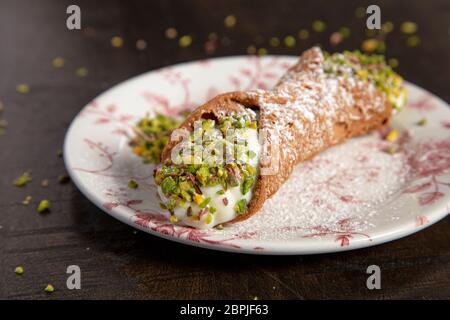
[64,56,450,255]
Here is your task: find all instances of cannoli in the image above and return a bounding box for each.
[153,47,407,229]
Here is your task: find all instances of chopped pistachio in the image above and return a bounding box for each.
[224,15,237,28]
[52,57,65,68]
[161,177,177,194]
[15,266,24,275]
[401,21,418,34]
[13,171,32,187]
[76,67,88,77]
[205,213,213,224]
[44,284,55,293]
[136,39,147,50]
[257,48,267,56]
[159,202,167,210]
[385,145,399,154]
[234,199,247,214]
[269,37,280,47]
[312,20,326,32]
[247,45,256,55]
[37,200,50,213]
[216,189,225,195]
[22,195,32,206]
[298,29,309,40]
[193,194,204,205]
[216,224,224,230]
[406,35,421,47]
[128,179,139,189]
[169,215,178,223]
[179,35,192,48]
[381,22,394,34]
[56,149,63,158]
[361,39,379,53]
[58,174,70,184]
[165,27,178,39]
[355,7,365,18]
[16,84,30,94]
[199,197,211,209]
[339,27,351,39]
[385,129,399,142]
[284,35,296,47]
[110,36,124,48]
[209,206,217,214]
[388,58,399,68]
[416,118,427,126]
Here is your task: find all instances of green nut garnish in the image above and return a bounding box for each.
[37,200,50,213]
[234,199,248,214]
[131,113,181,164]
[161,176,177,195]
[241,177,255,195]
[199,197,211,209]
[13,171,31,187]
[128,179,139,189]
[154,114,259,219]
[324,50,406,110]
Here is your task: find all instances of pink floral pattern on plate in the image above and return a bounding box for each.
[64,56,450,254]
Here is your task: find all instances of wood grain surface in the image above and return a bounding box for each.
[0,0,448,299]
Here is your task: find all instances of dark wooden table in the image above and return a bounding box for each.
[0,0,449,300]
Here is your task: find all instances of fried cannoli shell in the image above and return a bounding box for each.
[161,47,393,223]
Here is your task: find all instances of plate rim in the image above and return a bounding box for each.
[63,55,450,255]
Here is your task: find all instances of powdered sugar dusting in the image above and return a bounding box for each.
[220,133,410,241]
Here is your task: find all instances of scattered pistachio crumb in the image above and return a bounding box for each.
[312,20,326,32]
[252,295,260,300]
[388,58,399,68]
[37,199,50,213]
[284,35,296,47]
[41,179,49,187]
[381,22,394,34]
[257,48,267,56]
[13,171,32,187]
[22,195,32,206]
[224,14,237,28]
[417,118,427,126]
[269,37,280,47]
[361,38,379,53]
[56,149,63,158]
[169,215,178,223]
[165,27,178,39]
[385,129,399,142]
[111,36,124,48]
[339,27,351,39]
[44,284,55,293]
[247,45,256,55]
[52,57,65,68]
[16,84,30,94]
[15,266,24,275]
[128,179,139,189]
[136,39,147,50]
[76,67,88,77]
[355,6,366,18]
[179,35,192,47]
[385,145,399,154]
[329,32,343,46]
[401,21,418,34]
[216,224,224,230]
[58,174,70,184]
[298,29,309,40]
